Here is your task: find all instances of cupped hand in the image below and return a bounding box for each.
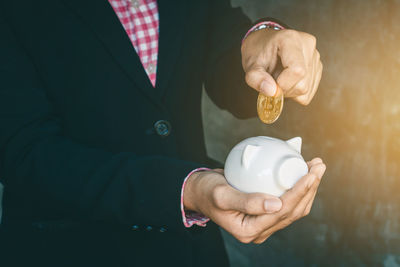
[241,28,323,105]
[183,158,326,244]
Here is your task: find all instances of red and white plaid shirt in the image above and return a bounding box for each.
[109,0,159,87]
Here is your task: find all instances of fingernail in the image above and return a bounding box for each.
[307,174,316,188]
[264,198,282,213]
[260,80,277,96]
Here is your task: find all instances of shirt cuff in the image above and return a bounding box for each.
[180,168,211,228]
[242,21,286,43]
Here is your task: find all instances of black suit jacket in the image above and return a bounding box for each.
[0,0,258,266]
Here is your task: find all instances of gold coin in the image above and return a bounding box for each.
[257,88,284,124]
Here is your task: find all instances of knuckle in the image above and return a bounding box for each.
[244,72,252,85]
[296,95,310,106]
[244,70,258,87]
[240,238,253,244]
[253,238,265,245]
[211,185,227,208]
[292,65,306,79]
[304,208,311,217]
[243,194,262,213]
[307,34,317,48]
[315,50,321,61]
[314,157,323,163]
[236,234,253,244]
[253,234,272,244]
[283,29,298,38]
[296,85,308,95]
[278,29,299,44]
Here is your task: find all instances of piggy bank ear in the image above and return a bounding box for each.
[286,137,302,153]
[242,145,260,169]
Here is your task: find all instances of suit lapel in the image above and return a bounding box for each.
[60,0,160,104]
[155,0,186,97]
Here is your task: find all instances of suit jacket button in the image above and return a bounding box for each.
[154,120,171,137]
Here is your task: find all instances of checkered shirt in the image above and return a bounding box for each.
[109,0,159,87]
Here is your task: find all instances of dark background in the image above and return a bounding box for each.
[202,0,400,266]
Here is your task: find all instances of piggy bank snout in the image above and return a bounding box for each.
[276,157,309,190]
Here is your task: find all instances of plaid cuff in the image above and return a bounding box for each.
[180,168,211,227]
[242,21,286,43]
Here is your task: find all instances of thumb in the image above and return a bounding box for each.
[222,186,283,215]
[245,67,277,96]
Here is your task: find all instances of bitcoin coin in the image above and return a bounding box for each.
[257,88,284,124]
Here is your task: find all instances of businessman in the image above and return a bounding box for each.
[0,0,325,266]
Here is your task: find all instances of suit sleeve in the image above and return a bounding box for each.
[203,0,258,119]
[0,17,200,233]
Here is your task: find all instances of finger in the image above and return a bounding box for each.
[279,162,326,215]
[252,214,288,244]
[291,167,323,218]
[252,162,326,243]
[248,163,321,233]
[302,33,317,60]
[280,171,315,209]
[312,161,326,180]
[309,60,323,101]
[276,37,306,95]
[294,51,322,105]
[285,162,325,217]
[307,157,323,169]
[253,189,318,244]
[245,66,278,96]
[291,50,316,105]
[303,184,319,216]
[310,50,322,96]
[214,185,282,215]
[252,232,272,244]
[304,161,326,215]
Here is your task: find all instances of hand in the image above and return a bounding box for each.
[241,28,323,105]
[184,158,326,244]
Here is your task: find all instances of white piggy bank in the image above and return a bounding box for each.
[224,136,308,197]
